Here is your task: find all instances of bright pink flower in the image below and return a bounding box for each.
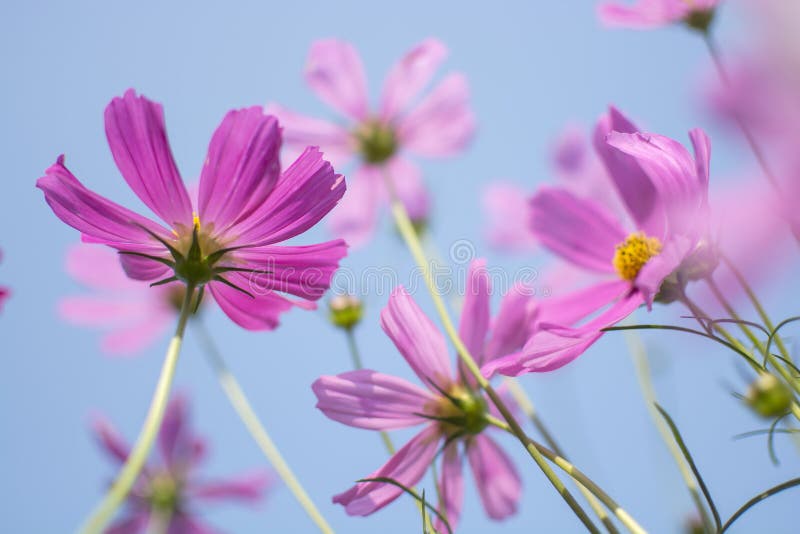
[59,243,200,355]
[268,38,475,247]
[483,125,619,253]
[38,90,347,331]
[313,261,529,529]
[92,395,271,533]
[484,108,713,377]
[598,0,720,30]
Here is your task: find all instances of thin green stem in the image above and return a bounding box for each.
[622,324,714,534]
[705,277,766,356]
[384,174,623,534]
[79,283,196,534]
[486,416,645,534]
[194,320,335,534]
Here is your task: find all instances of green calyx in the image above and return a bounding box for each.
[684,8,715,33]
[429,383,490,437]
[355,120,397,165]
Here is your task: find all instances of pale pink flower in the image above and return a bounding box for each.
[268,38,475,247]
[598,0,720,30]
[313,261,529,529]
[93,395,270,533]
[38,90,347,331]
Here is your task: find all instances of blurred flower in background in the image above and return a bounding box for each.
[269,38,475,247]
[91,395,271,533]
[598,0,720,31]
[0,249,8,311]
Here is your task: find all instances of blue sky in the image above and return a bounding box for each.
[1,1,798,532]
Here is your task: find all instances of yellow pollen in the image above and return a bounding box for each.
[613,232,662,281]
[192,213,201,229]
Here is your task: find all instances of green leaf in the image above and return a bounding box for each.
[358,477,451,534]
[721,478,800,532]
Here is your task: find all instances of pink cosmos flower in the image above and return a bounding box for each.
[59,243,199,356]
[268,38,475,247]
[0,249,8,311]
[312,260,529,530]
[484,108,713,377]
[598,0,720,30]
[38,90,347,331]
[93,395,270,533]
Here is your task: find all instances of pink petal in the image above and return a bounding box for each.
[537,279,631,328]
[388,157,430,222]
[459,259,491,363]
[167,515,220,534]
[208,276,302,331]
[312,369,435,430]
[190,471,271,503]
[396,73,475,158]
[233,240,347,302]
[198,108,281,234]
[485,283,537,362]
[482,183,537,253]
[227,147,345,247]
[593,106,664,237]
[99,314,172,356]
[305,39,369,121]
[37,156,171,250]
[65,243,137,290]
[159,395,191,468]
[333,425,441,516]
[58,296,153,328]
[104,90,192,228]
[597,0,690,29]
[90,415,130,464]
[117,246,173,281]
[380,38,448,121]
[530,186,626,273]
[436,442,464,532]
[265,103,355,166]
[635,235,692,307]
[380,287,453,389]
[466,434,521,520]
[327,164,383,248]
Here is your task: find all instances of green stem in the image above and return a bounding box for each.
[623,325,714,533]
[78,283,196,534]
[486,416,645,534]
[384,174,615,534]
[194,320,335,534]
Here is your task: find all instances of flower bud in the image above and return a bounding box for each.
[746,373,793,418]
[328,295,364,330]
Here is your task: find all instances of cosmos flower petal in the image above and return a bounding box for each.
[90,415,130,464]
[636,235,692,307]
[265,103,354,165]
[389,157,430,222]
[333,425,441,516]
[159,395,191,468]
[396,73,475,158]
[380,38,448,120]
[459,259,491,363]
[190,471,272,503]
[208,276,306,331]
[467,434,521,520]
[104,89,193,228]
[313,370,435,430]
[483,183,538,252]
[228,147,345,246]
[99,314,172,356]
[530,186,626,273]
[485,283,537,362]
[328,164,384,248]
[537,279,631,328]
[37,156,171,249]
[380,287,453,389]
[436,442,464,532]
[65,243,138,290]
[198,108,281,233]
[105,514,148,534]
[597,0,708,28]
[305,39,370,120]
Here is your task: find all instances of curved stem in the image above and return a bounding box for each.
[194,319,335,534]
[486,415,645,534]
[79,283,196,534]
[622,325,714,533]
[384,174,627,534]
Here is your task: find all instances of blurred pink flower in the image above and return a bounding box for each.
[38,89,347,331]
[268,38,475,247]
[485,109,713,377]
[92,395,271,533]
[59,243,194,356]
[598,0,720,29]
[313,261,528,529]
[0,249,8,311]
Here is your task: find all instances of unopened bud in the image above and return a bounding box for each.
[746,373,793,418]
[328,295,364,330]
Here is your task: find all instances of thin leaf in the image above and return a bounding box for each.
[767,414,788,466]
[359,477,453,534]
[655,404,721,531]
[721,478,800,532]
[733,428,800,440]
[765,316,800,364]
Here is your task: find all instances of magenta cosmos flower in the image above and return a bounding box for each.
[484,108,713,377]
[268,38,475,247]
[60,243,202,355]
[313,260,530,530]
[38,90,347,331]
[93,395,270,533]
[598,0,720,30]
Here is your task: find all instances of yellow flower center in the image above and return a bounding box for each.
[613,233,662,281]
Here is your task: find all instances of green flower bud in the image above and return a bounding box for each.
[746,373,793,418]
[328,295,364,330]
